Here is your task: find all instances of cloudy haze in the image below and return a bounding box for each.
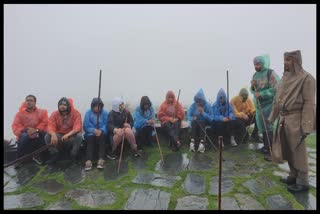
[4,4,316,139]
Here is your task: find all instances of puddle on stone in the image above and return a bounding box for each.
[291,192,316,210]
[64,163,85,185]
[182,174,206,195]
[132,172,181,188]
[188,153,215,171]
[124,188,171,210]
[42,161,74,176]
[32,179,64,195]
[209,176,234,195]
[104,160,128,181]
[155,153,189,175]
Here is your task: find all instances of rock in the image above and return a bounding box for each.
[266,194,293,210]
[46,201,72,210]
[291,192,316,210]
[132,172,181,188]
[221,197,240,210]
[175,195,208,210]
[32,179,64,195]
[104,160,128,181]
[209,176,234,195]
[64,163,85,185]
[234,193,264,210]
[4,193,44,209]
[124,188,171,210]
[187,153,215,171]
[155,153,189,175]
[182,174,206,195]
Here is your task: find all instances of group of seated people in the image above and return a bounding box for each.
[11,88,261,170]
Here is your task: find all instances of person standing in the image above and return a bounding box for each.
[250,54,280,161]
[269,50,315,193]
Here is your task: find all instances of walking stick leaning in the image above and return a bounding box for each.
[153,125,164,165]
[218,136,223,210]
[117,116,128,174]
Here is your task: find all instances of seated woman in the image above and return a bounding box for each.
[157,90,185,151]
[133,96,156,149]
[108,97,140,158]
[83,97,108,171]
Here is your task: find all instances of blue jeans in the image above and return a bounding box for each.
[17,131,46,158]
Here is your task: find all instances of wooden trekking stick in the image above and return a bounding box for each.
[194,120,218,152]
[4,144,52,168]
[96,69,102,128]
[253,84,273,159]
[218,136,223,210]
[117,116,128,174]
[239,114,256,144]
[226,70,229,119]
[153,125,164,165]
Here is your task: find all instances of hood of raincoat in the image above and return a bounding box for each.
[112,97,124,112]
[91,97,104,112]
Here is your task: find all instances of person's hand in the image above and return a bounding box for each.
[243,114,249,120]
[51,133,58,145]
[173,118,179,123]
[61,133,70,141]
[147,119,154,125]
[255,92,261,99]
[251,80,256,87]
[27,128,37,138]
[197,106,204,114]
[114,128,124,136]
[124,123,131,128]
[222,117,229,122]
[169,117,175,123]
[193,116,197,121]
[94,129,102,136]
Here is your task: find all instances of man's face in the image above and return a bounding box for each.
[220,96,226,105]
[284,56,294,72]
[254,63,262,72]
[59,103,68,112]
[25,97,36,110]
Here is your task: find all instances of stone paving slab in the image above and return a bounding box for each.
[64,163,85,185]
[266,194,293,210]
[182,174,206,195]
[221,197,240,210]
[234,193,264,210]
[155,153,189,175]
[132,172,181,188]
[32,179,64,195]
[209,176,234,195]
[175,195,209,210]
[104,160,128,181]
[4,193,44,210]
[124,188,171,210]
[46,201,72,210]
[187,153,215,171]
[309,153,316,159]
[65,188,116,208]
[292,191,316,210]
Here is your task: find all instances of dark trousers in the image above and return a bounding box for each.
[263,131,273,152]
[17,131,46,158]
[211,120,240,140]
[236,114,258,139]
[190,120,206,143]
[162,121,181,146]
[85,135,106,161]
[136,125,154,146]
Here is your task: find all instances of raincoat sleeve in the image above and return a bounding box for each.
[211,104,224,121]
[36,109,48,131]
[157,103,170,123]
[301,74,316,133]
[72,110,82,133]
[100,110,108,134]
[259,71,279,100]
[48,112,58,133]
[202,104,213,122]
[230,97,242,118]
[83,110,96,135]
[248,99,255,115]
[187,104,195,122]
[12,113,24,137]
[127,111,134,128]
[133,108,147,129]
[228,104,236,120]
[176,102,185,120]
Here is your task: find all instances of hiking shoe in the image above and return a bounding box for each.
[230,136,238,147]
[189,139,195,152]
[287,184,309,193]
[32,155,44,165]
[84,160,92,171]
[280,176,296,185]
[133,150,141,157]
[198,142,205,153]
[107,153,117,160]
[264,154,272,162]
[97,159,105,169]
[176,140,181,148]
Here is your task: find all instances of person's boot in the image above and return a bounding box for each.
[197,140,205,153]
[287,184,309,193]
[280,176,296,185]
[230,136,238,147]
[189,139,195,152]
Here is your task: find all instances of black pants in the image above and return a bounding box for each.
[85,135,106,161]
[237,114,259,137]
[162,121,181,146]
[263,131,273,153]
[211,120,240,140]
[137,126,153,146]
[190,120,206,143]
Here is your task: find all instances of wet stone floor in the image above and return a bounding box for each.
[3,133,317,210]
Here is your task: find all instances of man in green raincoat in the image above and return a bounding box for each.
[250,55,280,161]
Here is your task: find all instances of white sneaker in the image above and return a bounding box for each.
[198,142,205,153]
[189,140,195,152]
[230,136,238,147]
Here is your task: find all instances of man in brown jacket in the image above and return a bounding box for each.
[269,50,316,193]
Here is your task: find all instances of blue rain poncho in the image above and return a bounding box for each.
[187,88,212,123]
[133,96,156,130]
[211,88,236,121]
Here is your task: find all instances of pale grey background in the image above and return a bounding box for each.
[4,4,316,139]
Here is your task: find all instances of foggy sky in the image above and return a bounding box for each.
[4,4,316,139]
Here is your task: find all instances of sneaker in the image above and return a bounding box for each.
[189,139,195,152]
[198,142,205,153]
[84,160,92,171]
[230,136,238,147]
[133,150,141,157]
[107,153,117,160]
[97,159,105,169]
[32,155,43,165]
[176,140,181,148]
